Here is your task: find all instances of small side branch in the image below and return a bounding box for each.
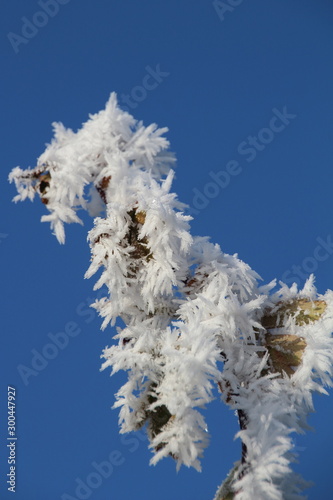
[237,409,248,467]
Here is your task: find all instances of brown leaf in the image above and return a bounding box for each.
[134,210,146,225]
[266,334,307,376]
[262,299,326,329]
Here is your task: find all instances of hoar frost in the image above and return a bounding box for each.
[10,93,333,500]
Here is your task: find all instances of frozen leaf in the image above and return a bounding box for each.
[262,299,327,329]
[265,334,307,376]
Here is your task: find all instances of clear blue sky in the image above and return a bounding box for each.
[1,1,333,499]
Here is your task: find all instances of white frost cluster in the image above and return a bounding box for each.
[10,94,333,499]
[9,93,174,243]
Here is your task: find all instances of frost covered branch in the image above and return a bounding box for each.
[10,94,333,499]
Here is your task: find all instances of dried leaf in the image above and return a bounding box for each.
[266,334,307,376]
[134,210,146,225]
[262,299,326,329]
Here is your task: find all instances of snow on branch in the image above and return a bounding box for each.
[9,94,333,499]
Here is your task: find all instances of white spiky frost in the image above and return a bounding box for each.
[9,93,174,243]
[9,94,333,500]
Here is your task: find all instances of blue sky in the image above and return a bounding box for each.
[1,1,333,499]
